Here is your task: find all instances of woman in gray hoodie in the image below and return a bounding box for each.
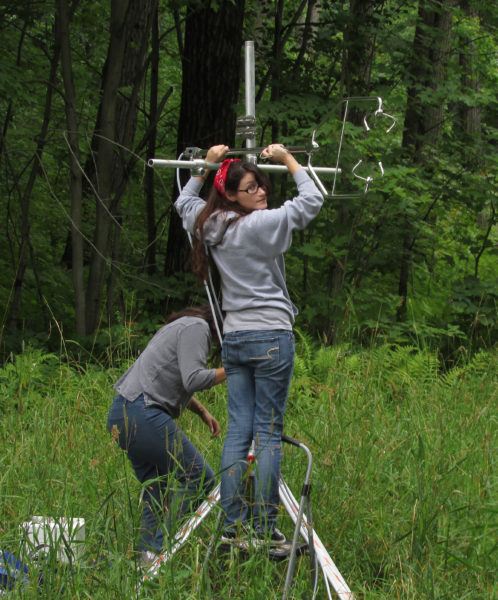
[175,144,324,547]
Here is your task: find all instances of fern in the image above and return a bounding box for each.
[440,348,497,388]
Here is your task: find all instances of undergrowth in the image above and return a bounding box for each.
[0,337,496,599]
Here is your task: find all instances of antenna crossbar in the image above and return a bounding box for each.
[147,158,340,175]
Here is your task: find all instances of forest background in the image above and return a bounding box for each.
[0,0,496,362]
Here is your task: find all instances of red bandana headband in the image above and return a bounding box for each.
[214,159,241,195]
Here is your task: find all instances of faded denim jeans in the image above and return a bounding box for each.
[220,330,295,532]
[107,394,215,553]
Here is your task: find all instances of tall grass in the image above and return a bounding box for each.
[0,339,495,599]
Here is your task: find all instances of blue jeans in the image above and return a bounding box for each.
[107,394,215,553]
[220,330,295,532]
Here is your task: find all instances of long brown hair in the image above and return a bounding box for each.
[191,162,272,282]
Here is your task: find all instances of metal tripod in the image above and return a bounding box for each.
[139,433,354,600]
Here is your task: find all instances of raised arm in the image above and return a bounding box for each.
[175,144,230,233]
[194,144,229,183]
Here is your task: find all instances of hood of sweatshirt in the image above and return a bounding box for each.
[202,209,241,246]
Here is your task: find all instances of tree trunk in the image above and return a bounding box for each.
[402,0,455,154]
[457,0,481,167]
[57,0,86,336]
[326,0,381,339]
[340,0,382,99]
[270,0,285,142]
[0,18,28,173]
[164,0,245,281]
[398,0,455,320]
[85,0,156,334]
[144,5,159,275]
[7,20,60,331]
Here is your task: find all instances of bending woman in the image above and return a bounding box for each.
[175,144,324,544]
[107,305,226,562]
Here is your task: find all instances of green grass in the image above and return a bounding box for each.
[0,341,496,599]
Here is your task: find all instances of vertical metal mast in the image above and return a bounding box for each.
[244,41,257,164]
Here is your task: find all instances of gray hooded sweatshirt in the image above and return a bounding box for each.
[175,169,324,332]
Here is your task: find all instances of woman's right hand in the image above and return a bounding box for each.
[205,144,229,163]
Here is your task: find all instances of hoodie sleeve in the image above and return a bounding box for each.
[176,321,216,395]
[249,169,324,256]
[174,177,206,234]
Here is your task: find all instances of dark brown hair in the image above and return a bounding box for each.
[191,162,272,282]
[165,304,219,339]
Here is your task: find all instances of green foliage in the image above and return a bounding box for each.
[0,343,496,598]
[286,339,496,599]
[0,347,61,413]
[1,0,497,360]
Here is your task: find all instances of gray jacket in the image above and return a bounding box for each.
[174,169,323,332]
[114,317,216,418]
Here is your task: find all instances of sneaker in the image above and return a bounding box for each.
[220,528,252,550]
[220,526,288,549]
[255,527,287,546]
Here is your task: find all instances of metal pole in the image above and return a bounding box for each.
[281,436,317,600]
[245,41,257,164]
[148,158,339,175]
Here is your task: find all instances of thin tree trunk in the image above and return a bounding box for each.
[457,0,481,167]
[85,0,155,334]
[255,0,307,103]
[340,0,381,99]
[106,219,122,326]
[402,0,455,153]
[144,5,159,275]
[7,25,61,330]
[57,0,86,335]
[291,0,318,77]
[270,0,284,142]
[398,0,455,320]
[85,0,129,333]
[0,19,28,173]
[327,0,381,338]
[474,201,495,279]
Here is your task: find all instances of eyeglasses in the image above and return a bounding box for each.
[238,183,265,195]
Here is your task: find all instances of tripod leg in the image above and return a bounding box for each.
[283,485,318,599]
[139,483,221,587]
[279,477,354,600]
[198,508,224,597]
[304,495,319,597]
[282,478,309,599]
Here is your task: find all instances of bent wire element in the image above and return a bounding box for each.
[363,96,397,134]
[351,159,385,193]
[329,96,397,198]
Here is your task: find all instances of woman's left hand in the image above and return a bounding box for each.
[261,143,302,174]
[261,143,288,162]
